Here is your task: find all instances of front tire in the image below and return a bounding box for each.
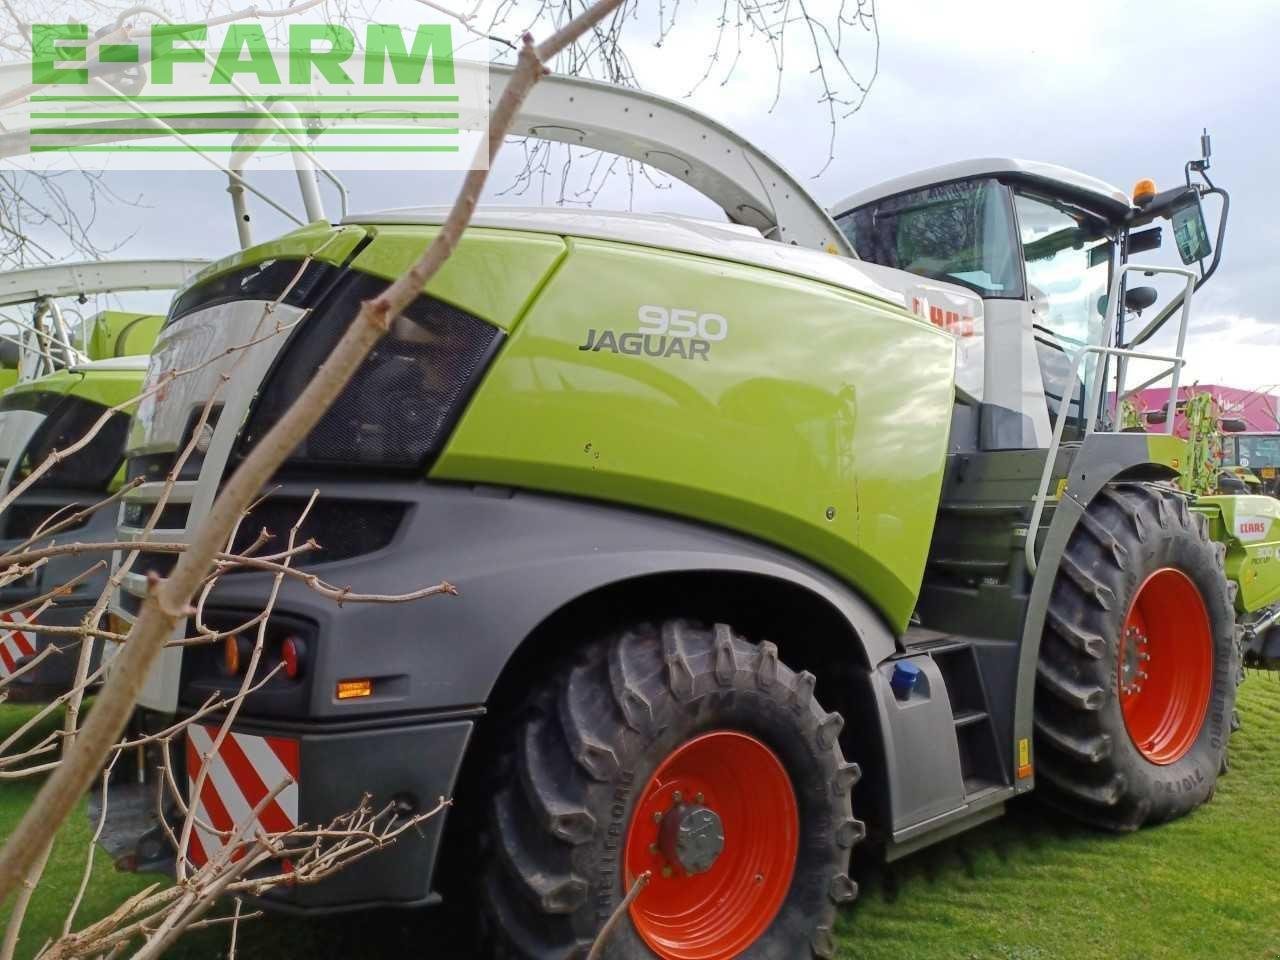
[1034,483,1237,830]
[481,619,864,959]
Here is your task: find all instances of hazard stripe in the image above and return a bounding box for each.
[187,828,209,868]
[185,724,300,869]
[265,734,300,775]
[236,732,300,824]
[185,735,220,867]
[218,732,294,835]
[198,773,243,863]
[188,726,258,841]
[10,630,34,658]
[0,610,37,673]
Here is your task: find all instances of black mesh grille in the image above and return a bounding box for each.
[227,496,406,567]
[3,503,90,539]
[120,590,142,616]
[239,273,503,472]
[14,397,129,492]
[133,551,177,578]
[121,501,190,529]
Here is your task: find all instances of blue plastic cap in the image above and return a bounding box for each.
[890,661,923,700]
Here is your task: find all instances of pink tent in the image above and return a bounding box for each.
[1133,384,1280,437]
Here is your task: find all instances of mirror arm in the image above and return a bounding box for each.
[1127,185,1230,350]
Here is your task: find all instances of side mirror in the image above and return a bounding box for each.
[0,338,18,369]
[1171,194,1212,264]
[1220,417,1248,433]
[1124,286,1159,314]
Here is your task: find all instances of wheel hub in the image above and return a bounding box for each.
[1118,567,1213,765]
[658,802,725,875]
[623,731,799,960]
[1119,624,1151,696]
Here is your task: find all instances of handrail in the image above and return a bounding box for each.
[1025,263,1198,575]
[1098,264,1197,433]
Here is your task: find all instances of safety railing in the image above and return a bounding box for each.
[1025,264,1199,575]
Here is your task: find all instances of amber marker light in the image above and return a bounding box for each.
[336,678,373,700]
[1132,178,1157,205]
[223,634,242,675]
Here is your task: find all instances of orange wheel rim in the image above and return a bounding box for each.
[1118,568,1213,765]
[623,731,798,960]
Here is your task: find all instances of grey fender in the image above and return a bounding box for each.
[1012,433,1179,792]
[201,482,899,719]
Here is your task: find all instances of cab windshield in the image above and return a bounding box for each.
[836,178,1022,299]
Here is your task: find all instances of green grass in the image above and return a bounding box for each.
[3,680,1280,959]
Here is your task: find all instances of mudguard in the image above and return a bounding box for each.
[1012,432,1183,793]
[198,481,900,720]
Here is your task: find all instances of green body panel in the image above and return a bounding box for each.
[434,237,957,631]
[4,369,81,401]
[0,369,15,394]
[83,311,163,360]
[179,223,368,299]
[1195,495,1280,614]
[350,226,568,331]
[4,365,147,492]
[1145,433,1187,472]
[65,368,147,410]
[6,366,146,410]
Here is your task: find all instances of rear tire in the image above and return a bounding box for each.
[1034,482,1237,830]
[480,619,863,959]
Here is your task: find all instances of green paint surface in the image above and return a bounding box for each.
[82,311,163,361]
[179,223,369,296]
[349,225,567,330]
[435,237,955,630]
[1197,494,1280,613]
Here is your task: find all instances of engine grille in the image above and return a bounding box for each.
[227,496,407,567]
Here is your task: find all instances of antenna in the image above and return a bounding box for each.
[1190,128,1212,174]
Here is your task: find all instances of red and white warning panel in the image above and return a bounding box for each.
[0,610,35,678]
[184,724,300,867]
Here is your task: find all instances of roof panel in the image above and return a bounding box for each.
[832,158,1132,218]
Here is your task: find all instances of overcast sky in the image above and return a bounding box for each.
[28,0,1280,387]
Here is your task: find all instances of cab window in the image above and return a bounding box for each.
[1237,436,1280,468]
[836,178,1022,298]
[1014,191,1114,433]
[1015,192,1113,354]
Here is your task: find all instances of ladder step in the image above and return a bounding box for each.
[963,778,1004,802]
[902,627,971,655]
[954,709,988,728]
[928,557,1009,575]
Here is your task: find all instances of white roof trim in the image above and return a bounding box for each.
[0,260,209,308]
[832,158,1132,218]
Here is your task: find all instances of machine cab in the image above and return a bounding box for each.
[831,158,1217,452]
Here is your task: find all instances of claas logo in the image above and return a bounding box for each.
[911,297,976,338]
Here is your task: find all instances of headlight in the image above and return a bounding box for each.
[238,271,503,472]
